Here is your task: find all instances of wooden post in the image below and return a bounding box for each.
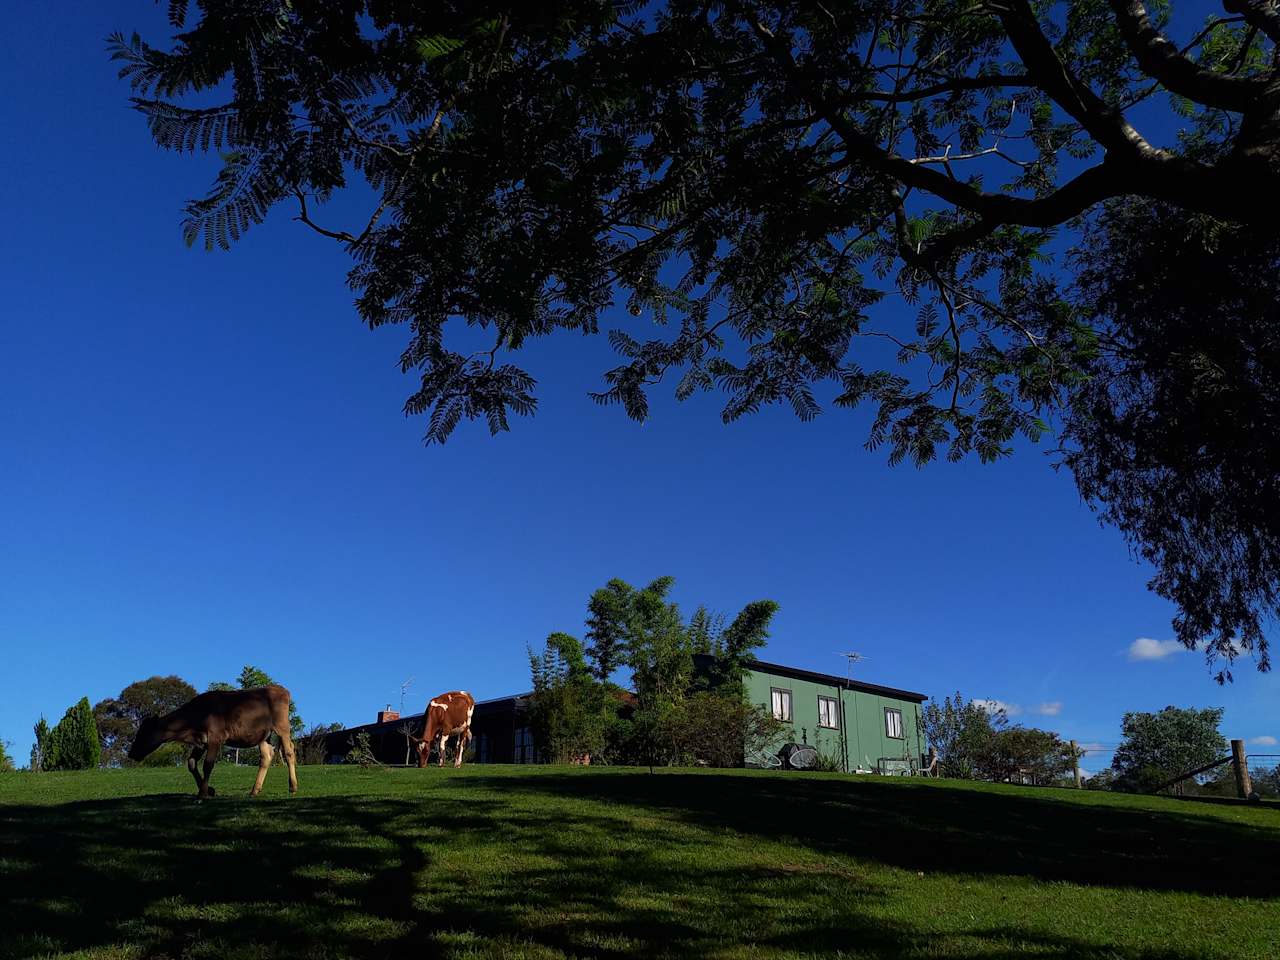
[1071,740,1081,788]
[1231,739,1252,799]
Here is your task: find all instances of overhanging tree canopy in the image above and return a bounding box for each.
[113,1,1280,674]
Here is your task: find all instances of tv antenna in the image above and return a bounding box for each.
[836,652,868,684]
[399,676,415,713]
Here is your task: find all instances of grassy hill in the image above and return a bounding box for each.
[1,765,1276,959]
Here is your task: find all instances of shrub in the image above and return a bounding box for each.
[297,723,344,765]
[974,727,1076,785]
[809,746,844,773]
[1084,768,1119,791]
[346,732,379,767]
[1251,763,1280,798]
[668,693,785,768]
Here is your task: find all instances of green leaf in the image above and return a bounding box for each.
[416,35,464,62]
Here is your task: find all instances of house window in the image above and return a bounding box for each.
[884,707,904,739]
[513,726,536,763]
[818,695,840,729]
[770,687,792,722]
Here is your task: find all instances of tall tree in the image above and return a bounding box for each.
[93,675,197,767]
[29,716,50,772]
[584,579,634,682]
[46,697,101,771]
[624,577,691,714]
[116,1,1280,674]
[1066,201,1280,680]
[534,576,780,765]
[0,740,14,772]
[685,606,724,657]
[713,600,781,693]
[1112,706,1228,794]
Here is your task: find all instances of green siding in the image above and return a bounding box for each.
[743,666,923,772]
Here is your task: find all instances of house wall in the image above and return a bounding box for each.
[322,696,532,764]
[743,668,923,772]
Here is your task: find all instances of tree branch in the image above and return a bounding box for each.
[293,189,357,243]
[1223,0,1280,45]
[1106,0,1267,111]
[849,74,1036,104]
[995,1,1166,158]
[754,20,1123,227]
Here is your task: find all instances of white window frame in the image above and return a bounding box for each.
[817,695,840,729]
[884,707,904,740]
[770,687,793,722]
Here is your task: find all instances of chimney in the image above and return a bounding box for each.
[378,703,400,724]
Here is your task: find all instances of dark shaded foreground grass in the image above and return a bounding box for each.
[0,766,1276,959]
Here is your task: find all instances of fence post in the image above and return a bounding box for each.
[1231,739,1252,799]
[1071,740,1081,788]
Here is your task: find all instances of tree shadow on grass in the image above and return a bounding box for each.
[469,771,1280,899]
[0,776,1268,960]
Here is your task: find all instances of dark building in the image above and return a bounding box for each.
[322,692,538,765]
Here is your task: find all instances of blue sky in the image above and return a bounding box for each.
[2,2,1275,773]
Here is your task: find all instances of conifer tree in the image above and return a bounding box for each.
[46,697,101,771]
[30,716,50,772]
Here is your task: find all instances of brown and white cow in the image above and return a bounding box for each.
[414,690,475,768]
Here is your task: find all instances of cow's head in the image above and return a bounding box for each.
[128,716,164,762]
[415,737,431,768]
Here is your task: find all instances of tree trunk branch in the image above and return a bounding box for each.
[1107,0,1268,111]
[1224,0,1280,45]
[996,1,1165,159]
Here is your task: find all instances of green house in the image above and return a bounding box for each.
[740,658,927,773]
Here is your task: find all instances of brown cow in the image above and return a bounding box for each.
[128,685,298,799]
[414,691,475,768]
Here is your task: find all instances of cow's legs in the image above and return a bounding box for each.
[187,744,213,796]
[436,730,448,768]
[278,729,298,794]
[454,728,472,768]
[198,739,222,800]
[250,739,274,797]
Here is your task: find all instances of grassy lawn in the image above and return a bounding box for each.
[1,766,1276,959]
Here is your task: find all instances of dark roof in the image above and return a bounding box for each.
[337,691,533,736]
[745,658,928,703]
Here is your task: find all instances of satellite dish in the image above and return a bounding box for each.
[783,743,819,770]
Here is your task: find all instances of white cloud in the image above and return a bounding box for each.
[1033,701,1063,716]
[1127,637,1185,662]
[1249,735,1278,747]
[973,698,1022,717]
